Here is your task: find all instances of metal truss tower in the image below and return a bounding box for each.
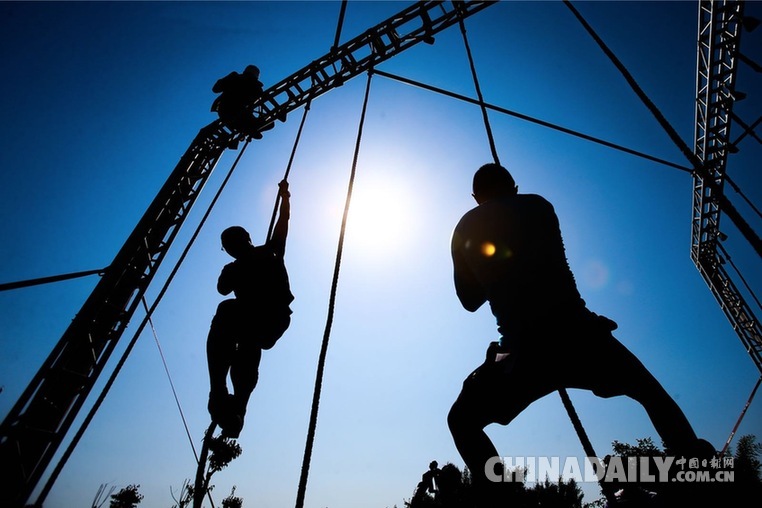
[692,0,762,372]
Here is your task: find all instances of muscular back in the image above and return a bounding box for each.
[451,194,584,332]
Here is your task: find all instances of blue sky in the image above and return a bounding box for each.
[1,1,761,507]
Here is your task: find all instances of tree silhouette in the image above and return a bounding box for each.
[591,434,762,506]
[170,479,194,508]
[725,434,762,504]
[221,486,243,508]
[109,484,143,508]
[527,476,584,508]
[193,435,242,508]
[611,437,664,457]
[732,434,762,484]
[436,462,472,508]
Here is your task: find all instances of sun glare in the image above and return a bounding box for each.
[344,175,415,259]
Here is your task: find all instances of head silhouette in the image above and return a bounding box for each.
[221,226,252,258]
[243,65,260,78]
[472,163,517,204]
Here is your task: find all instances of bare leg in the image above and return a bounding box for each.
[448,403,500,483]
[594,338,701,454]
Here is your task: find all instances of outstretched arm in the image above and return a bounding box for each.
[270,180,290,256]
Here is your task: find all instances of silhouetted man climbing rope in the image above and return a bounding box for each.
[448,163,715,506]
[211,64,273,139]
[206,180,294,438]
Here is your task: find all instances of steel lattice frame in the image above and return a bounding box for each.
[692,0,762,373]
[0,121,235,507]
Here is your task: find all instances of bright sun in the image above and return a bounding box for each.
[344,175,415,259]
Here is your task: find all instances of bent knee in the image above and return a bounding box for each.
[448,400,475,434]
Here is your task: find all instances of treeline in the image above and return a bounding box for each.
[91,434,762,508]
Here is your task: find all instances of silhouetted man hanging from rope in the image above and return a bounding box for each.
[211,64,274,140]
[448,163,714,506]
[206,180,294,438]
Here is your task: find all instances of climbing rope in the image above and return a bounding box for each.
[332,0,348,51]
[327,0,349,85]
[558,389,617,504]
[457,14,500,165]
[35,135,252,507]
[267,98,312,242]
[294,70,374,508]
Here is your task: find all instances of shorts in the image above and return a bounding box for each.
[453,314,662,427]
[210,298,291,350]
